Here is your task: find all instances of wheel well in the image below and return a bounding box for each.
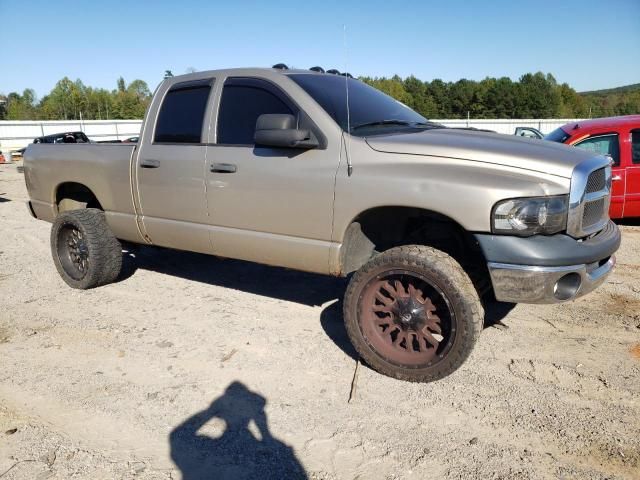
[341,207,491,295]
[55,182,103,213]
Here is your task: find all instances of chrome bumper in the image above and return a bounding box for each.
[488,256,616,304]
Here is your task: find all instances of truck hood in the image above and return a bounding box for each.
[365,127,593,178]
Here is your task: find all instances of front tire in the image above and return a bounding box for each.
[50,208,122,289]
[343,245,483,382]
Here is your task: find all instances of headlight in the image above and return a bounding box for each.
[492,195,568,236]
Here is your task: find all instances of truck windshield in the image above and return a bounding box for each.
[288,73,439,136]
[544,127,571,143]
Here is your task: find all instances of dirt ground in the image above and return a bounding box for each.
[1,163,639,480]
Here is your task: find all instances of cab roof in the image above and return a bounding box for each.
[561,115,640,134]
[164,67,342,83]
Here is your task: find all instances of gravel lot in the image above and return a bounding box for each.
[1,163,639,479]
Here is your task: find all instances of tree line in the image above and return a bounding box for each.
[0,77,152,121]
[1,72,638,121]
[361,72,640,119]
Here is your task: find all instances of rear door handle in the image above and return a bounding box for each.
[210,163,237,173]
[612,175,622,181]
[140,159,160,169]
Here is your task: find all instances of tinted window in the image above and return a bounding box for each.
[289,74,428,135]
[544,127,571,143]
[575,134,620,166]
[154,82,211,143]
[217,81,293,145]
[74,132,89,143]
[632,130,640,164]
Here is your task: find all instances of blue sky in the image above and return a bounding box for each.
[1,0,638,97]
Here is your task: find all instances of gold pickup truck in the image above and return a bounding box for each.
[23,67,620,382]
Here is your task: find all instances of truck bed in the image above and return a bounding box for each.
[24,143,142,242]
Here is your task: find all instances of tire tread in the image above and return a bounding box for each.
[50,208,122,289]
[343,245,484,382]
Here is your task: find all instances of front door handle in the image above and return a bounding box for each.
[210,163,237,173]
[140,159,160,169]
[612,175,622,181]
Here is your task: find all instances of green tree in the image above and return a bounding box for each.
[558,83,586,117]
[127,80,151,100]
[425,79,450,117]
[117,77,126,93]
[41,77,75,119]
[113,78,152,119]
[449,79,477,118]
[516,72,562,117]
[403,76,438,117]
[5,89,38,119]
[484,77,517,117]
[0,95,6,119]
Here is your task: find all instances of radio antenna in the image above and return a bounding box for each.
[344,24,353,176]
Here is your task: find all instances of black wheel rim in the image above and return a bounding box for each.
[57,224,89,280]
[358,269,457,369]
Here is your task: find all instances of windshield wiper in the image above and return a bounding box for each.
[414,121,444,127]
[351,119,414,130]
[351,120,444,131]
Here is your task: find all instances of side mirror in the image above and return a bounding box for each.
[254,114,318,149]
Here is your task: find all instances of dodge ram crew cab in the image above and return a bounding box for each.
[23,67,621,382]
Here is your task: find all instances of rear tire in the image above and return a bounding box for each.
[50,208,122,289]
[343,245,483,382]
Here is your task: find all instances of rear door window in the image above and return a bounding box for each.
[632,130,640,164]
[574,133,620,166]
[154,80,212,143]
[217,78,295,145]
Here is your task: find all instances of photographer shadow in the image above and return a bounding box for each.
[170,381,307,480]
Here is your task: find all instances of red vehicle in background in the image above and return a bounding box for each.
[545,115,640,219]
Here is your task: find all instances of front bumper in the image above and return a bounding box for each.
[476,220,620,304]
[487,256,615,303]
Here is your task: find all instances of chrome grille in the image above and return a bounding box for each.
[585,168,606,193]
[567,157,612,238]
[582,198,605,228]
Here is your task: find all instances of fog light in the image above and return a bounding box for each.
[553,273,582,300]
